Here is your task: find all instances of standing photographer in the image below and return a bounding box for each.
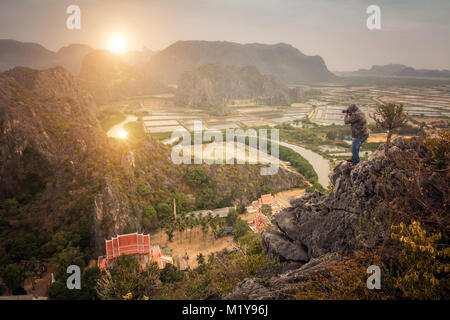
[343,104,369,165]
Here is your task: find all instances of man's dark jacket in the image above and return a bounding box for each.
[344,104,369,138]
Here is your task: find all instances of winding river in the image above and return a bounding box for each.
[278,141,330,188]
[106,115,138,139]
[108,115,330,188]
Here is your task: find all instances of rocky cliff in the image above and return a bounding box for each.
[226,136,446,299]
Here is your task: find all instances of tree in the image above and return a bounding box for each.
[40,231,79,258]
[95,255,160,300]
[48,267,100,300]
[156,202,172,222]
[142,205,157,229]
[175,216,186,243]
[233,218,249,240]
[0,263,25,293]
[187,167,209,186]
[391,220,448,299]
[196,253,205,266]
[209,216,219,240]
[225,208,238,226]
[137,184,151,197]
[9,233,40,262]
[200,217,209,240]
[49,245,85,278]
[261,204,272,216]
[187,216,195,242]
[326,130,337,141]
[160,264,184,283]
[371,103,408,152]
[165,224,174,242]
[236,204,247,214]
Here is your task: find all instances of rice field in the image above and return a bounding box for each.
[146,125,186,133]
[144,120,180,126]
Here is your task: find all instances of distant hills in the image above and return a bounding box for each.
[350,64,450,79]
[146,40,335,84]
[0,39,93,74]
[0,39,335,84]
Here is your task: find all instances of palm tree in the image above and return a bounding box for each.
[195,216,201,238]
[210,215,218,240]
[188,215,195,243]
[200,217,208,240]
[179,216,186,244]
[206,212,213,238]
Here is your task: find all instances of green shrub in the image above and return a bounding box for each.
[0,263,25,292]
[138,184,151,197]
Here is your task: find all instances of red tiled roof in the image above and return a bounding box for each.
[249,213,270,231]
[106,240,113,260]
[106,233,151,260]
[260,194,273,204]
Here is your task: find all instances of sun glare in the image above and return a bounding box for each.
[118,129,128,139]
[108,34,127,54]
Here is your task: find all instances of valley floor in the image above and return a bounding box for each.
[149,188,306,269]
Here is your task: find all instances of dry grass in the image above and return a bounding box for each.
[151,229,235,269]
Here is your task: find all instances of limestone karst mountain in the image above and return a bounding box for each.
[175,64,295,114]
[147,40,335,84]
[352,64,450,79]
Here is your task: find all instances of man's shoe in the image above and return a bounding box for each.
[346,159,354,163]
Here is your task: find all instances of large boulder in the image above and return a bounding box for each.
[260,138,430,264]
[261,230,308,262]
[227,136,448,300]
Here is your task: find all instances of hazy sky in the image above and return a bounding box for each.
[0,0,449,71]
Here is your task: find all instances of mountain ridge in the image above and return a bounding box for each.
[351,63,450,79]
[0,39,94,75]
[146,40,335,84]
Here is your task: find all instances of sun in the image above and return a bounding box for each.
[108,34,127,54]
[118,129,128,139]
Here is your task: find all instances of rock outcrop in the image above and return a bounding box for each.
[227,137,437,299]
[147,40,335,84]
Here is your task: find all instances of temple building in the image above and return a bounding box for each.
[251,194,282,215]
[97,233,173,271]
[248,212,272,232]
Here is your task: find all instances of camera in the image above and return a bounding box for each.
[342,109,349,114]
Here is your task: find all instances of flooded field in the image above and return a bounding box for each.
[107,115,138,138]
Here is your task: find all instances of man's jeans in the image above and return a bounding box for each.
[351,134,368,163]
